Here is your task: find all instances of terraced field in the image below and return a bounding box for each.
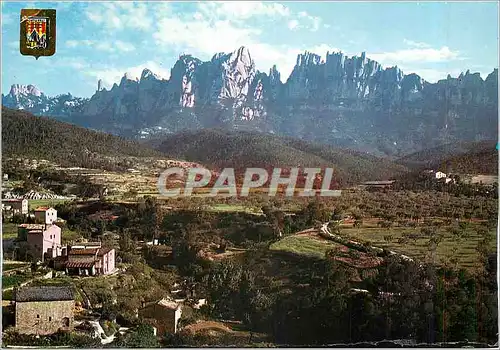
[342,224,496,270]
[271,222,495,271]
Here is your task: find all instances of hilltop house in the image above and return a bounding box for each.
[2,199,29,215]
[34,207,58,225]
[14,285,74,335]
[138,298,183,335]
[53,244,116,276]
[422,169,448,180]
[18,223,62,262]
[435,171,447,179]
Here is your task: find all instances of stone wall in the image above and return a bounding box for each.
[15,300,74,335]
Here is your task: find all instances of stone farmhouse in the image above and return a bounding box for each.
[14,285,74,335]
[138,298,183,335]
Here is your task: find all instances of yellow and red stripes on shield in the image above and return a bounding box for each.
[26,18,46,37]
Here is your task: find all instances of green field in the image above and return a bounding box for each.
[2,263,29,272]
[206,204,262,214]
[2,223,18,239]
[270,235,340,259]
[2,274,32,289]
[28,199,70,211]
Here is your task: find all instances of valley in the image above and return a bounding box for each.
[1,109,497,346]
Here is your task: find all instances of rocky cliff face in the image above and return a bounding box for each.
[3,46,497,156]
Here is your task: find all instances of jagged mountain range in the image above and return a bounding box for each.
[2,46,498,156]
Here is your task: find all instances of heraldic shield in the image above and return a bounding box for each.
[20,9,56,59]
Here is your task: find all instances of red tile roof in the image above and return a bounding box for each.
[66,261,96,269]
[35,207,57,212]
[97,248,113,256]
[69,249,98,256]
[34,207,52,211]
[18,224,45,230]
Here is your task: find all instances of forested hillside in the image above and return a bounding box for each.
[2,107,163,170]
[149,129,408,185]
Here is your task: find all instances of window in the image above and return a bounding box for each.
[49,317,52,321]
[37,314,40,318]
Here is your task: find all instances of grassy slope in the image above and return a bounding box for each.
[270,235,341,259]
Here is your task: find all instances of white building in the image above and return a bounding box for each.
[2,199,29,215]
[34,207,58,224]
[435,171,447,179]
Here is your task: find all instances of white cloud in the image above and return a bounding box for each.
[84,61,171,89]
[65,39,135,53]
[249,44,343,81]
[199,2,291,20]
[403,39,431,48]
[309,16,321,32]
[196,2,321,33]
[115,41,135,52]
[292,11,322,32]
[369,46,460,64]
[150,3,336,80]
[288,19,299,30]
[85,2,152,31]
[38,56,89,71]
[153,17,262,55]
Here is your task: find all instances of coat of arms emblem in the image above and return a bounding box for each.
[20,9,56,59]
[26,16,48,49]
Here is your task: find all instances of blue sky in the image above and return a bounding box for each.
[2,1,498,97]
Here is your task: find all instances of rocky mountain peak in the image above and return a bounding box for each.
[232,46,253,66]
[9,84,43,98]
[97,79,104,92]
[296,51,322,67]
[140,68,161,81]
[382,66,404,83]
[269,65,281,81]
[3,46,497,156]
[120,73,139,86]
